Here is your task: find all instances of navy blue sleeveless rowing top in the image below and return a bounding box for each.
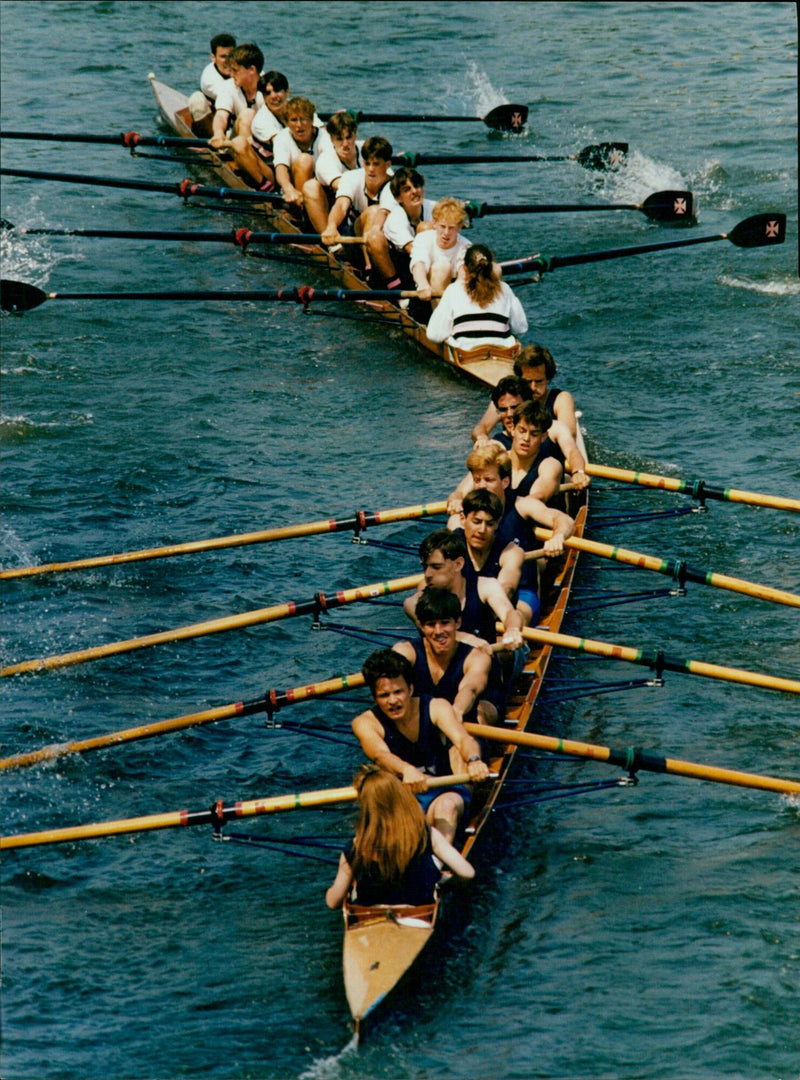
[374,693,451,777]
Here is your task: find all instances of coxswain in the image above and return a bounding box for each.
[351,650,489,842]
[325,764,474,910]
[426,243,528,351]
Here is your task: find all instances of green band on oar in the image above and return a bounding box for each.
[585,463,800,514]
[0,281,419,314]
[321,103,528,132]
[531,529,800,607]
[0,671,368,771]
[465,724,800,796]
[1,500,447,579]
[394,142,628,170]
[0,773,470,850]
[1,573,422,677]
[465,190,694,223]
[499,213,787,276]
[515,626,800,695]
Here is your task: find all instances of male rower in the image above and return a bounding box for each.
[228,70,291,191]
[393,586,504,728]
[320,137,397,283]
[410,196,471,307]
[187,33,236,136]
[404,529,524,649]
[302,112,362,234]
[353,649,489,842]
[382,167,436,288]
[209,43,265,173]
[474,344,580,441]
[271,97,334,209]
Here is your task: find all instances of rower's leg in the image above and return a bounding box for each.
[302,178,332,234]
[228,135,275,188]
[426,792,464,845]
[429,259,454,307]
[360,206,397,284]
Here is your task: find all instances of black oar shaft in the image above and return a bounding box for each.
[0,166,278,202]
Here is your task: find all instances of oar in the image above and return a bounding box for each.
[585,463,800,514]
[0,670,368,771]
[0,128,218,149]
[0,166,284,202]
[0,281,419,314]
[0,220,366,247]
[500,213,787,276]
[531,529,800,607]
[1,573,422,677]
[515,626,800,695]
[320,103,529,132]
[465,190,694,223]
[0,500,447,579]
[394,142,628,170]
[465,724,800,796]
[0,773,472,850]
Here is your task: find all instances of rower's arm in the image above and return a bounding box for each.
[210,109,232,146]
[321,195,351,245]
[452,650,491,724]
[528,457,563,504]
[275,163,303,205]
[446,471,474,516]
[554,389,578,439]
[325,852,354,909]
[479,578,524,642]
[430,827,475,880]
[497,542,524,597]
[430,699,489,781]
[515,496,575,555]
[471,400,501,444]
[550,420,589,487]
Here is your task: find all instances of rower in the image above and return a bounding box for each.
[382,167,436,288]
[302,112,362,235]
[410,196,471,309]
[447,447,575,625]
[325,764,474,910]
[209,43,265,167]
[351,650,489,843]
[272,97,334,210]
[403,529,524,651]
[187,33,236,137]
[393,586,504,728]
[426,242,527,351]
[229,70,291,191]
[473,344,580,441]
[320,137,397,283]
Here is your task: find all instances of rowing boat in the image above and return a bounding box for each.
[148,75,520,389]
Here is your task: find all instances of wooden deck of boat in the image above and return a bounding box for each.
[148,75,518,389]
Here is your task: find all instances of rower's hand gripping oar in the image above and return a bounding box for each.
[500,213,787,276]
[466,189,695,223]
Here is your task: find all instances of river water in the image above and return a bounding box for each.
[1,3,798,1078]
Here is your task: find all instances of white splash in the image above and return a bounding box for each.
[298,1033,359,1080]
[718,274,800,297]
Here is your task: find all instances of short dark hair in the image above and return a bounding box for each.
[491,375,532,408]
[229,43,264,72]
[415,587,462,626]
[462,489,503,522]
[211,33,236,51]
[390,167,425,198]
[362,649,413,694]
[326,111,358,138]
[361,135,393,162]
[515,344,556,381]
[513,399,551,433]
[261,70,289,93]
[418,529,467,565]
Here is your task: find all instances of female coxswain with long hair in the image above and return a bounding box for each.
[325,764,475,909]
[425,242,528,351]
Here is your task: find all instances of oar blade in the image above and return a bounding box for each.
[0,279,49,312]
[483,103,529,132]
[729,213,786,248]
[574,142,628,170]
[641,190,695,222]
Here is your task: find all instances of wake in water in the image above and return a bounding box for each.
[717,273,800,297]
[447,61,530,137]
[299,1032,359,1080]
[0,196,81,288]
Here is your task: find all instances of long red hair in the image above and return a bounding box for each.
[350,765,428,884]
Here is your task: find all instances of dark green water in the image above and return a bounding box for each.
[1,3,798,1078]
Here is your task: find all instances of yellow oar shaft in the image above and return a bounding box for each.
[1,500,447,579]
[519,627,800,694]
[465,724,800,795]
[1,574,422,677]
[0,773,470,850]
[585,463,800,513]
[532,528,800,607]
[0,671,369,771]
